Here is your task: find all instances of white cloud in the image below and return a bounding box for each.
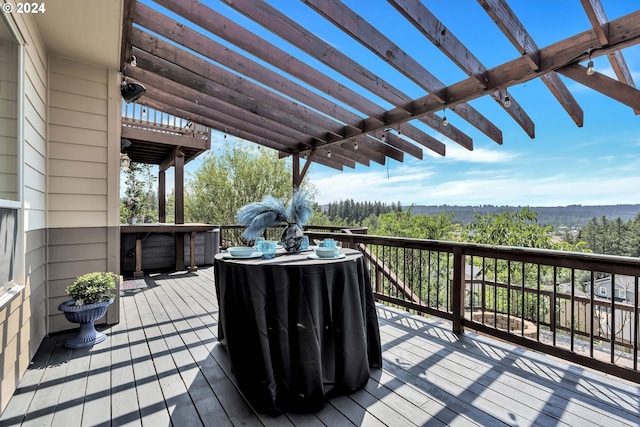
[426,144,520,163]
[311,165,640,207]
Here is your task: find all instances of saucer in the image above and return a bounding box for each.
[308,253,346,260]
[223,252,262,259]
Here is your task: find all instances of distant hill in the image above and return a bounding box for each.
[406,204,640,228]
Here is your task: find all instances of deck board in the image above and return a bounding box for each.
[2,265,640,427]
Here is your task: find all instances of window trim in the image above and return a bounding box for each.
[0,12,25,296]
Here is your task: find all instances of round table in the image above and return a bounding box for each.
[214,248,382,413]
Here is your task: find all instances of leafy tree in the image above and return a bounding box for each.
[462,207,554,248]
[579,214,639,256]
[371,209,454,240]
[120,162,156,223]
[185,141,313,225]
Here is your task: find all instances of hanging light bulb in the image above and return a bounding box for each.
[327,149,332,158]
[353,141,359,150]
[130,55,137,67]
[442,114,448,126]
[503,96,511,108]
[381,132,386,142]
[586,47,595,76]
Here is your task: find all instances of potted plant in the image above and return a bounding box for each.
[58,272,118,348]
[236,189,313,253]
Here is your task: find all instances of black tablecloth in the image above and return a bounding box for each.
[214,248,382,413]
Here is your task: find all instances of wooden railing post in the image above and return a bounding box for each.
[452,247,466,334]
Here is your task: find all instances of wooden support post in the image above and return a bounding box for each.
[452,247,466,334]
[159,169,166,223]
[188,231,198,272]
[175,149,185,224]
[175,149,185,270]
[134,233,144,278]
[292,153,301,189]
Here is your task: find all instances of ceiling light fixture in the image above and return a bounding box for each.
[121,78,146,103]
[120,153,131,171]
[503,96,511,108]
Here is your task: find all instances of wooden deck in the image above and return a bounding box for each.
[2,266,639,427]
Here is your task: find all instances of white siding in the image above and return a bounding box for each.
[47,56,111,227]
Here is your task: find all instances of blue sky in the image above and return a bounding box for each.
[148,0,640,207]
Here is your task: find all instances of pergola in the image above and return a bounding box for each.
[119,0,640,189]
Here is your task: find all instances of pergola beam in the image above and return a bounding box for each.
[580,0,638,115]
[145,0,444,162]
[304,0,503,145]
[389,0,535,138]
[221,0,474,151]
[478,0,584,127]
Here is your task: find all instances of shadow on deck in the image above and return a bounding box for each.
[1,266,639,426]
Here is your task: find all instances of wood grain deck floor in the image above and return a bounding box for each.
[1,266,639,426]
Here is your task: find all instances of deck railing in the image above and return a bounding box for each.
[214,225,640,383]
[122,103,210,140]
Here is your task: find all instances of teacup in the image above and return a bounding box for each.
[323,238,335,248]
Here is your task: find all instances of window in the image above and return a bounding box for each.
[0,14,21,294]
[598,286,607,297]
[0,209,17,289]
[0,15,19,201]
[619,288,627,300]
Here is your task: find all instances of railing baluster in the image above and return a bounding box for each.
[507,260,511,334]
[590,271,595,358]
[570,268,575,352]
[635,276,639,370]
[611,273,616,364]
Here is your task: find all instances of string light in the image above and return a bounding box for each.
[586,47,595,75]
[442,110,448,126]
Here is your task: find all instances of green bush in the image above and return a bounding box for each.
[65,272,118,306]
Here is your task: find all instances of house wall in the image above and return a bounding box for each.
[0,10,48,413]
[0,12,121,413]
[47,55,121,333]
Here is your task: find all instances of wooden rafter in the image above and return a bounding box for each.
[122,0,640,173]
[221,0,474,151]
[478,0,585,127]
[140,0,448,164]
[580,0,639,115]
[302,0,503,145]
[388,0,534,138]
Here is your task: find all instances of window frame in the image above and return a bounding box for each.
[0,12,25,297]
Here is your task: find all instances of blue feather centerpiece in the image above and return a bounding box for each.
[236,189,313,246]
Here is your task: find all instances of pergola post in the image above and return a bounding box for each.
[292,154,301,189]
[158,169,166,223]
[175,149,185,270]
